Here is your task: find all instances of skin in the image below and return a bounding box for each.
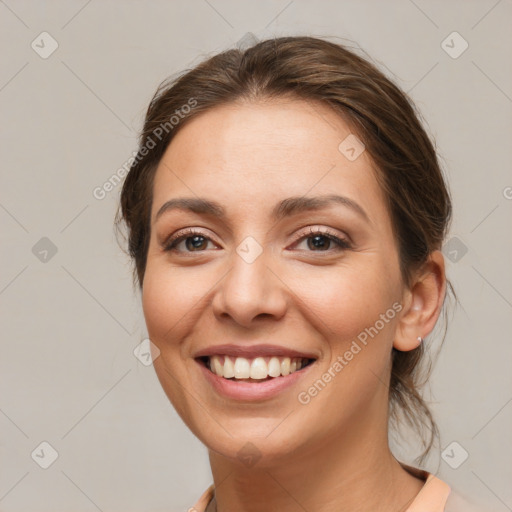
[142,97,446,512]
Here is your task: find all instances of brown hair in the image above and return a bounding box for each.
[116,35,453,462]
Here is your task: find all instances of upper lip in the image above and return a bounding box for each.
[194,344,318,360]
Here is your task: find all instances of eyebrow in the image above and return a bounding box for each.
[154,194,370,224]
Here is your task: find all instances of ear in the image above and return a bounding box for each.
[394,250,446,351]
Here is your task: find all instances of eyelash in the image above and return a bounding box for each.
[163,227,351,254]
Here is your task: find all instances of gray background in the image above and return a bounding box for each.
[1,0,511,510]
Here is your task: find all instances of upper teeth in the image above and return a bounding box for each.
[208,355,309,379]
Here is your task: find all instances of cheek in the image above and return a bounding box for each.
[142,268,176,344]
[141,260,210,347]
[291,266,400,428]
[141,260,208,421]
[294,261,400,349]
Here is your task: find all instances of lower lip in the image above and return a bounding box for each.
[196,359,315,401]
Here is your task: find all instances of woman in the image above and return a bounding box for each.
[116,36,475,511]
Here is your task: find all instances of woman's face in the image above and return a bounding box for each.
[142,98,408,466]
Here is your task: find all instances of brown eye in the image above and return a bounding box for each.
[292,228,351,253]
[307,234,333,251]
[184,235,209,251]
[164,229,216,253]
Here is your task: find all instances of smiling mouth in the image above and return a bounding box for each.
[196,355,316,382]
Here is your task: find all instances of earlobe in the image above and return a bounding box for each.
[403,335,423,351]
[393,332,423,352]
[412,335,423,349]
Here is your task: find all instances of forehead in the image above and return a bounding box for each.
[151,98,389,225]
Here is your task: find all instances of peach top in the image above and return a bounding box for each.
[190,465,453,512]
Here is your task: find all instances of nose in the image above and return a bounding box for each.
[211,245,288,328]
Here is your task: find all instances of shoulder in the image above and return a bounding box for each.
[400,463,488,512]
[445,487,492,512]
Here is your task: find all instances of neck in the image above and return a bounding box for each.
[208,414,425,512]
